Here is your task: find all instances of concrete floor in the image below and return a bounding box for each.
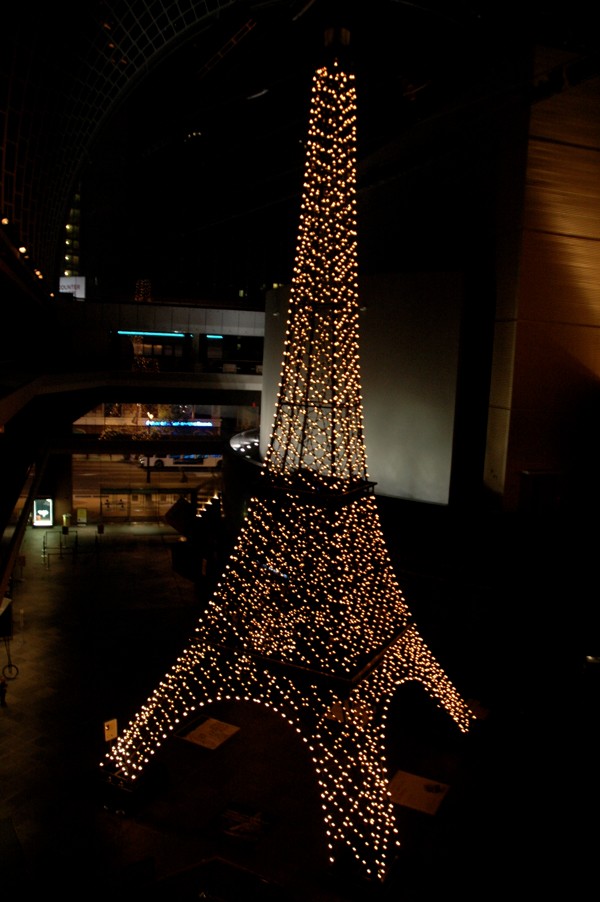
[0,505,597,899]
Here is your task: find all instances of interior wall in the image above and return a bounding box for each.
[491,56,600,512]
[262,272,462,505]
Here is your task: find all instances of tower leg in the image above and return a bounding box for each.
[384,626,474,733]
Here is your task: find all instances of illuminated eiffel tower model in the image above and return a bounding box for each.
[102,47,474,883]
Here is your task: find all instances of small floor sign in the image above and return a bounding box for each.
[104,718,118,741]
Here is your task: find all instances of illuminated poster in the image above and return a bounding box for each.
[33,498,53,527]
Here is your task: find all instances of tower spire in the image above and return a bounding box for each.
[262,59,366,492]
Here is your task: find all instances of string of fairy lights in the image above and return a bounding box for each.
[263,63,366,490]
[100,59,474,883]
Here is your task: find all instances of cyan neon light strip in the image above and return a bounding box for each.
[117,330,189,338]
[144,420,213,428]
[206,334,223,339]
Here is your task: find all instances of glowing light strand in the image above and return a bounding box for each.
[100,59,474,884]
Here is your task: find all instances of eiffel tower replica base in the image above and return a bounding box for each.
[102,477,473,881]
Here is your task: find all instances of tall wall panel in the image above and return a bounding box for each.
[490,53,600,511]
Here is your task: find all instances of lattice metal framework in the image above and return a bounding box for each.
[263,62,366,489]
[101,56,474,883]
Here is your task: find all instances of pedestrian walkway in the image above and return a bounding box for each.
[0,521,201,892]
